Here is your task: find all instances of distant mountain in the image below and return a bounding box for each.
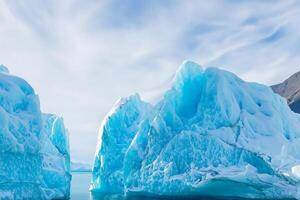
[71,161,92,172]
[272,70,300,113]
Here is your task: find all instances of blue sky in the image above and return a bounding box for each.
[0,0,300,164]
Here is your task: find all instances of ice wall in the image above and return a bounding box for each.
[0,66,71,199]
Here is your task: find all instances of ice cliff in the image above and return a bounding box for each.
[91,61,300,199]
[0,66,71,199]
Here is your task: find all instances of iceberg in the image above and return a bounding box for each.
[91,61,300,199]
[0,66,71,199]
[41,114,71,199]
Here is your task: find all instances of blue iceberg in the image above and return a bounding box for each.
[91,61,300,199]
[0,66,71,199]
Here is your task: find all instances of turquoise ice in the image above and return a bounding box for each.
[91,61,300,199]
[0,66,71,199]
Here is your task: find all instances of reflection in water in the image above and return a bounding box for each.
[91,193,294,200]
[92,196,297,200]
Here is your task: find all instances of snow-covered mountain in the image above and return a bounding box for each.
[91,61,300,199]
[272,70,300,113]
[71,161,92,172]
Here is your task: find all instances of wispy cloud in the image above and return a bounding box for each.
[0,0,300,163]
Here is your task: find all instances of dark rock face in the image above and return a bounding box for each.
[271,71,300,113]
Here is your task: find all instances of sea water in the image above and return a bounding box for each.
[71,172,92,200]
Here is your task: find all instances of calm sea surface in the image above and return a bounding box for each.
[71,172,92,200]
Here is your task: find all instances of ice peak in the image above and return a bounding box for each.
[0,64,9,73]
[174,60,203,82]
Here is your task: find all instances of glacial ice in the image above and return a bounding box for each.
[91,61,300,199]
[0,67,71,199]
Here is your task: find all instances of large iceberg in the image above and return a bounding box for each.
[0,66,71,199]
[91,61,300,199]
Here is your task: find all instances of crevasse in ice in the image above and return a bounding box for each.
[91,61,300,199]
[0,66,71,199]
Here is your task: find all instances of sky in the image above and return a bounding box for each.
[0,0,300,164]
